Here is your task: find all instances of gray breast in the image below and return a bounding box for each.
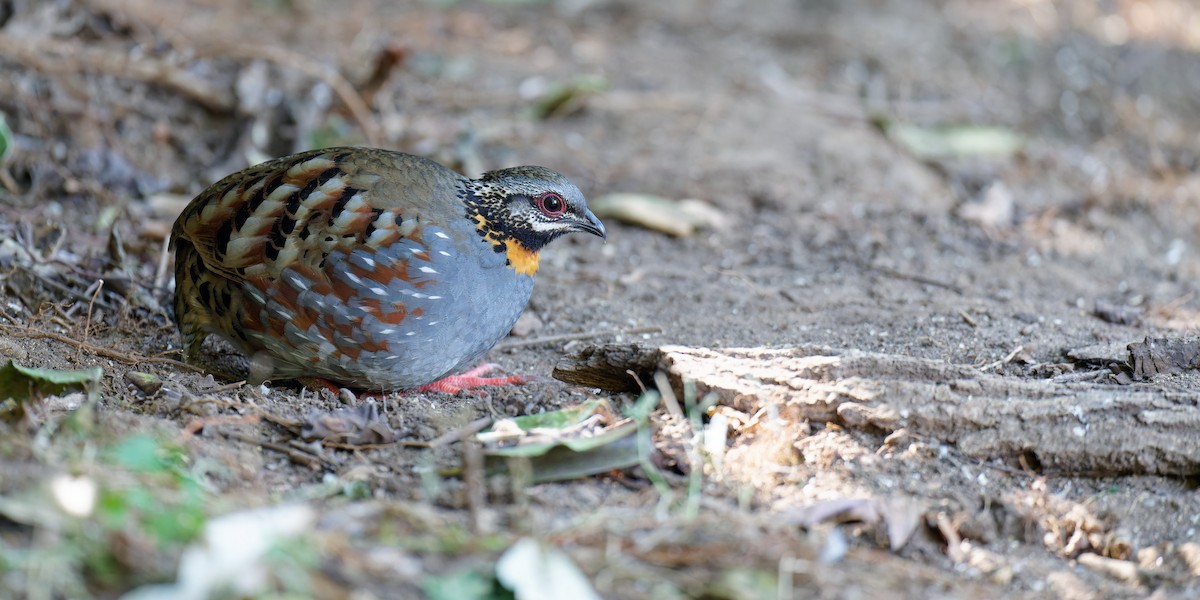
[340,224,534,389]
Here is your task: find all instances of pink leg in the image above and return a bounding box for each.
[416,363,529,395]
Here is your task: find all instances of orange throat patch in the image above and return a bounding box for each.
[504,241,540,276]
[471,213,540,276]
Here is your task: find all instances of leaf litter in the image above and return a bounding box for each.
[3,1,1200,599]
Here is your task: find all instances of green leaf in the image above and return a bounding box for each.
[504,399,607,431]
[0,361,102,419]
[485,419,637,458]
[530,75,607,119]
[626,390,661,422]
[708,567,778,600]
[484,421,639,483]
[887,123,1025,160]
[511,430,639,483]
[0,112,10,163]
[145,507,205,545]
[0,361,102,395]
[96,489,131,529]
[478,400,641,482]
[422,568,503,600]
[109,434,170,473]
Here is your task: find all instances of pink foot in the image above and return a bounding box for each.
[416,363,530,395]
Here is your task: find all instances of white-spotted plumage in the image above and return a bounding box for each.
[172,146,605,391]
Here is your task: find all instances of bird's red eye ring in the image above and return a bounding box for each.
[535,192,567,217]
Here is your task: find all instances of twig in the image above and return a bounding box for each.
[980,345,1025,371]
[20,266,116,311]
[1077,553,1145,587]
[321,439,428,450]
[463,439,486,535]
[940,444,1030,476]
[203,380,247,394]
[871,264,964,294]
[0,33,379,142]
[63,278,101,318]
[957,309,978,328]
[627,369,648,394]
[154,234,173,294]
[211,43,381,146]
[223,430,330,469]
[497,326,662,350]
[0,322,204,372]
[426,416,493,449]
[703,266,774,297]
[936,511,965,563]
[1050,369,1110,384]
[654,370,684,418]
[76,279,104,362]
[0,33,235,112]
[0,167,20,195]
[180,413,261,441]
[1149,292,1196,319]
[257,410,305,431]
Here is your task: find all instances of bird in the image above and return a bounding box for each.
[171,146,605,393]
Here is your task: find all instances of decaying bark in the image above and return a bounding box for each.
[555,344,1200,476]
[1127,337,1200,381]
[551,344,661,393]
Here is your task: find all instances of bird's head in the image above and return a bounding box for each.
[465,166,606,275]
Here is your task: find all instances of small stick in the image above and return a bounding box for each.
[154,234,173,293]
[704,266,772,297]
[463,440,486,535]
[872,265,963,294]
[223,430,330,470]
[979,345,1025,371]
[180,413,261,441]
[76,279,104,362]
[654,370,684,418]
[426,416,493,449]
[22,266,116,311]
[1148,292,1196,319]
[0,323,205,372]
[957,309,978,328]
[203,380,247,394]
[1077,553,1144,586]
[1050,369,1110,384]
[64,278,100,318]
[497,326,662,350]
[0,34,235,112]
[322,439,429,450]
[0,167,20,195]
[936,512,965,563]
[626,369,648,394]
[211,43,381,146]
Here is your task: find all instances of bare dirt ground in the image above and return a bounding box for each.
[3,0,1200,598]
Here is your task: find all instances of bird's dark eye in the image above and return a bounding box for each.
[534,192,567,217]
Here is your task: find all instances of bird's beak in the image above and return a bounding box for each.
[572,208,607,240]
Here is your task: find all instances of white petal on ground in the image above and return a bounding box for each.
[122,504,315,600]
[496,538,600,600]
[50,474,97,518]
